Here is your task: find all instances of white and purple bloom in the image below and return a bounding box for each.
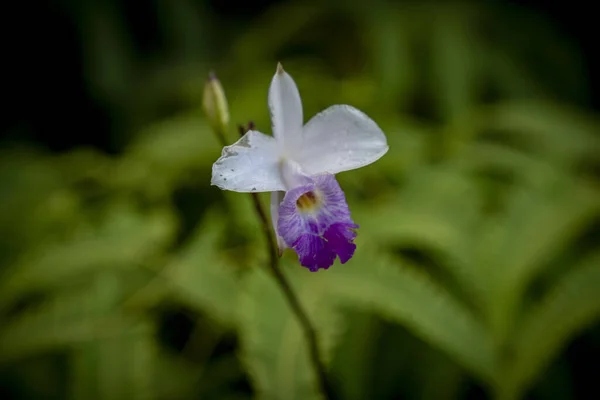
[211,63,388,271]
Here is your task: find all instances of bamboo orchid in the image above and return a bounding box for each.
[211,64,388,271]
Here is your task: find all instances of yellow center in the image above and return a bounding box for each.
[296,191,320,212]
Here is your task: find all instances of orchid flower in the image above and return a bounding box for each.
[211,63,388,271]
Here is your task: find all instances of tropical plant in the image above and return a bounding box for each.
[1,1,598,399]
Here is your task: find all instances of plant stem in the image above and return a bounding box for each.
[238,124,336,400]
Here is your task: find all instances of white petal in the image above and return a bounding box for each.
[211,130,285,192]
[270,191,287,255]
[294,105,389,175]
[279,158,312,190]
[268,63,303,148]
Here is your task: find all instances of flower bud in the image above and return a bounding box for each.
[202,71,230,145]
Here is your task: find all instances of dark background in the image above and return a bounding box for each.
[1,1,598,152]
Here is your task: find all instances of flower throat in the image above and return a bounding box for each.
[296,191,320,212]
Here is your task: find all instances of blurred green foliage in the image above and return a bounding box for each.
[1,1,600,399]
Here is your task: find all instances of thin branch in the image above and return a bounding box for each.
[238,123,337,400]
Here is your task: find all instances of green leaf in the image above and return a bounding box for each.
[481,172,600,336]
[165,211,241,326]
[480,102,600,167]
[0,149,79,257]
[325,247,495,384]
[330,311,379,400]
[429,7,476,122]
[238,265,344,400]
[453,141,550,177]
[155,0,208,62]
[0,272,150,364]
[152,349,207,400]
[358,167,485,306]
[506,251,600,397]
[224,191,263,242]
[230,2,323,63]
[366,6,413,108]
[69,326,156,400]
[417,347,464,400]
[484,46,546,101]
[0,203,176,312]
[128,114,219,169]
[116,114,220,198]
[443,101,600,172]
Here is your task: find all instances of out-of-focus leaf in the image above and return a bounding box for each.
[117,114,220,197]
[442,100,600,172]
[231,3,323,63]
[196,352,252,400]
[0,353,66,399]
[0,272,149,364]
[325,247,495,384]
[224,192,263,241]
[357,167,485,306]
[238,265,344,400]
[365,6,413,108]
[505,252,600,398]
[429,7,476,122]
[165,212,240,327]
[0,149,79,257]
[53,148,114,185]
[485,46,546,101]
[330,310,378,400]
[417,346,464,400]
[481,171,600,336]
[481,102,600,167]
[152,349,206,400]
[453,141,550,178]
[155,0,208,62]
[0,203,176,311]
[69,327,156,400]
